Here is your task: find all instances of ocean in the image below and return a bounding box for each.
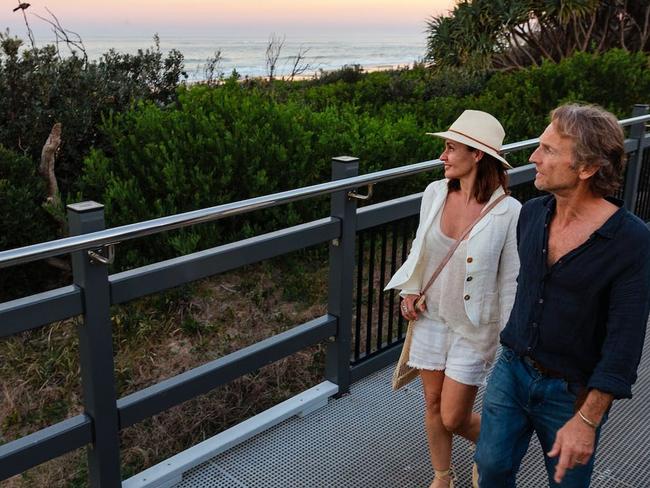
[78,34,427,81]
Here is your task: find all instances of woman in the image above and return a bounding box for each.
[385,110,520,488]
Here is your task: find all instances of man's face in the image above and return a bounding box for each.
[529,122,580,194]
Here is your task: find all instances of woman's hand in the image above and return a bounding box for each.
[400,294,426,321]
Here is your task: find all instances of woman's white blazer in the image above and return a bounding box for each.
[384,179,521,330]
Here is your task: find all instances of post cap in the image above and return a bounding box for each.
[332,156,359,163]
[67,201,104,213]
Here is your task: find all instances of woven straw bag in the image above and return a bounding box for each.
[391,194,507,390]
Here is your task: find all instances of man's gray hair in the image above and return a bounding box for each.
[551,104,626,197]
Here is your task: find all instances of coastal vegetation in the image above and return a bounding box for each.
[426,0,650,70]
[2,2,650,484]
[2,40,649,295]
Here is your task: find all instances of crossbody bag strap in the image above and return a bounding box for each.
[416,193,508,307]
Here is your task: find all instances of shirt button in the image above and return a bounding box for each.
[542,249,547,254]
[532,322,538,328]
[538,298,544,304]
[464,294,471,301]
[526,346,532,352]
[466,276,473,282]
[467,257,473,263]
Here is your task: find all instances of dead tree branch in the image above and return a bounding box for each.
[33,7,87,64]
[288,45,312,81]
[39,123,62,208]
[14,1,35,48]
[265,34,285,81]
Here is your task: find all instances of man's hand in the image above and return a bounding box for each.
[547,415,596,483]
[400,294,426,321]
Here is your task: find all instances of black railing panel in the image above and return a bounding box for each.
[636,148,650,221]
[352,214,418,364]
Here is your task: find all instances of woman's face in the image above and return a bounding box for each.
[439,139,479,180]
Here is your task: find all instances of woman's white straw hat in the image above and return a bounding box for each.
[427,110,512,169]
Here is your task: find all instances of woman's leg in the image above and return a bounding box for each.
[421,370,479,486]
[440,376,480,442]
[420,369,454,487]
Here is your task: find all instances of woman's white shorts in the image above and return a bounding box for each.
[407,317,491,386]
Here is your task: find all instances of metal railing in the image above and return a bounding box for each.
[0,106,649,486]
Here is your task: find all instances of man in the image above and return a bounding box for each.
[475,104,650,487]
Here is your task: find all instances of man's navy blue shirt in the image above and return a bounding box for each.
[501,195,650,399]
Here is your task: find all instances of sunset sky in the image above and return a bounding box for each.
[2,0,455,37]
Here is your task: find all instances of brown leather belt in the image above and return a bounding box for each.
[523,356,588,410]
[523,355,565,379]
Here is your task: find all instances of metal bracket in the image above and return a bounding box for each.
[87,243,117,265]
[348,184,374,201]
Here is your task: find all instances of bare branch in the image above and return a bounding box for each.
[32,7,88,64]
[203,50,224,85]
[265,33,285,81]
[14,1,35,48]
[287,45,311,81]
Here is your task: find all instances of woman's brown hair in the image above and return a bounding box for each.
[447,146,509,203]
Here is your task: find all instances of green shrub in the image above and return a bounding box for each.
[0,145,60,300]
[4,44,650,288]
[0,146,55,250]
[0,33,187,197]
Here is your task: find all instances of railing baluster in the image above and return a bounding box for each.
[377,225,387,351]
[366,229,376,356]
[354,231,365,361]
[637,149,650,219]
[387,221,398,344]
[397,218,409,338]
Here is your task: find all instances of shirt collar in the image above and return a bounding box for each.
[543,195,625,239]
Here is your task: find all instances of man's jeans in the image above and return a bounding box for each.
[475,347,606,487]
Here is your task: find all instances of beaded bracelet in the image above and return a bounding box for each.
[577,409,598,429]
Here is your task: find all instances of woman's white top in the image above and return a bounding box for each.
[419,210,498,357]
[385,179,521,358]
[422,210,472,327]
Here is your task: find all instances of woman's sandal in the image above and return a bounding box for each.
[433,467,455,487]
[472,462,479,488]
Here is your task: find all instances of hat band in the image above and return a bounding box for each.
[448,129,500,154]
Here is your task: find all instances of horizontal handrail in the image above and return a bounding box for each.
[1,114,648,270]
[117,314,338,428]
[619,114,650,127]
[0,159,442,269]
[0,415,93,481]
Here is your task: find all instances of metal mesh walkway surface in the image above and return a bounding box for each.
[167,332,650,488]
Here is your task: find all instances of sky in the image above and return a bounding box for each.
[2,0,456,38]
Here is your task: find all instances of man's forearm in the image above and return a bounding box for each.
[578,389,613,427]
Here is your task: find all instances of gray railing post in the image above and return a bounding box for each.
[68,202,121,487]
[623,104,649,211]
[326,156,359,395]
